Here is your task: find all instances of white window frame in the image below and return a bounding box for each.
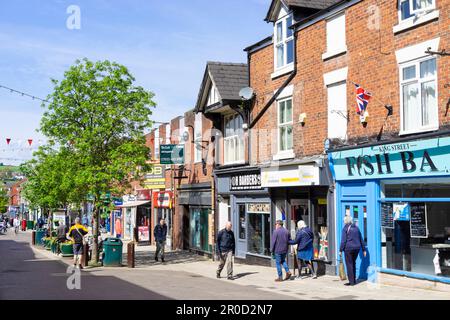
[194,113,203,163]
[399,0,435,21]
[395,0,438,33]
[326,81,348,140]
[322,12,347,61]
[399,56,438,135]
[154,129,160,159]
[223,114,245,165]
[165,124,171,144]
[273,12,294,73]
[276,97,294,157]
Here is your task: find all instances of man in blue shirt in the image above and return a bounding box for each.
[271,220,292,282]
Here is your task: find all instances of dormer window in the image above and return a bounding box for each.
[274,13,294,70]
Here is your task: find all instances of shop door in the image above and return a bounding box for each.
[341,202,369,280]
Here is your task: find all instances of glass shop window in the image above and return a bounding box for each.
[381,201,450,278]
[247,203,271,257]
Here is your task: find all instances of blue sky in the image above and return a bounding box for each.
[0,0,272,165]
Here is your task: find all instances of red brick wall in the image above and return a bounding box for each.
[249,0,449,165]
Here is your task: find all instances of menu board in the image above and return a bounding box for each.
[381,203,394,229]
[410,203,428,238]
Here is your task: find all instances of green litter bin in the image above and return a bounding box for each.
[35,229,46,246]
[27,221,34,230]
[103,238,123,267]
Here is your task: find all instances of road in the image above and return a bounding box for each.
[0,231,292,300]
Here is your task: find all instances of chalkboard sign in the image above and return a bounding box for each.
[410,203,428,238]
[381,202,394,229]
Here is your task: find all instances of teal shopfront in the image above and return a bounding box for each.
[329,135,450,284]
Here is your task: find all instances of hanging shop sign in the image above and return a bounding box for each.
[160,144,184,165]
[153,191,173,208]
[230,171,262,191]
[143,165,166,189]
[410,203,428,238]
[330,136,450,181]
[261,165,320,187]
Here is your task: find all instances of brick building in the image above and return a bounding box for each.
[245,0,449,281]
[172,109,215,254]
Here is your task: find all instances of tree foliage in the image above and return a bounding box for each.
[23,59,155,262]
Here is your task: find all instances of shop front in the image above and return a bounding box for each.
[177,182,213,255]
[260,159,335,274]
[153,191,173,248]
[216,167,272,266]
[329,135,450,284]
[120,193,151,242]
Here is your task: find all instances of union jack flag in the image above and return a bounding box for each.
[355,83,371,115]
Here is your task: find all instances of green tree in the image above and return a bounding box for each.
[0,186,8,214]
[20,146,84,217]
[39,59,155,262]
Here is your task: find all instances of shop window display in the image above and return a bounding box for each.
[381,183,450,277]
[246,203,271,256]
[190,208,210,253]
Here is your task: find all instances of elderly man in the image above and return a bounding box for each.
[216,221,236,280]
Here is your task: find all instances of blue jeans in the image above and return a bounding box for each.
[275,253,289,278]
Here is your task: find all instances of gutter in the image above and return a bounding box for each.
[249,30,298,129]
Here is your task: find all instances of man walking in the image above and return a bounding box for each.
[55,221,67,255]
[216,221,236,280]
[271,220,292,282]
[68,217,88,269]
[154,218,167,262]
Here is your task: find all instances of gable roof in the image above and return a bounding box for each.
[195,62,248,112]
[265,0,342,22]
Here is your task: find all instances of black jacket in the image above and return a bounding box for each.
[216,228,235,255]
[154,224,167,242]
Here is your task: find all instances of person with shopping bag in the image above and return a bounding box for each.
[339,215,366,286]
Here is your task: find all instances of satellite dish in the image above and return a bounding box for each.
[239,87,254,100]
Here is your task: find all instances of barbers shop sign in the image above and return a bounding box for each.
[230,171,262,191]
[329,136,450,181]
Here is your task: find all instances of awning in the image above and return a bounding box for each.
[117,200,151,208]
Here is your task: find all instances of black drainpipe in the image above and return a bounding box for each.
[249,29,298,129]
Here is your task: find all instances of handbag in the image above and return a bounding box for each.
[339,253,347,281]
[339,252,347,281]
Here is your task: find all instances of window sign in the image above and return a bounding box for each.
[381,203,394,229]
[410,203,428,238]
[393,202,410,221]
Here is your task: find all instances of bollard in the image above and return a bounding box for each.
[127,241,135,268]
[83,243,90,267]
[31,230,36,246]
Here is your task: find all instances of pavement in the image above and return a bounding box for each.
[1,230,450,300]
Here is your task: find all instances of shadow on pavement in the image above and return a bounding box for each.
[234,272,259,279]
[125,249,208,268]
[0,239,172,300]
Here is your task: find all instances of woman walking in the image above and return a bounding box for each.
[339,215,366,286]
[289,220,317,279]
